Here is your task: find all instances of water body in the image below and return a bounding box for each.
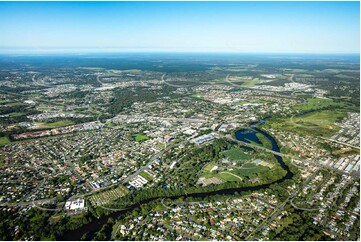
[61,127,293,240]
[250,127,293,180]
[235,128,262,144]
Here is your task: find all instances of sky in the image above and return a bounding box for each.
[0,1,359,54]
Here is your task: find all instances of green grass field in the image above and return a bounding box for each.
[203,163,217,172]
[0,100,12,104]
[292,98,345,112]
[201,163,218,179]
[202,172,217,179]
[3,102,24,106]
[237,100,251,105]
[335,74,354,79]
[222,148,250,161]
[295,74,314,77]
[133,133,149,142]
[139,171,153,181]
[190,93,204,99]
[228,76,260,87]
[265,108,350,137]
[37,120,75,128]
[227,76,261,87]
[242,78,260,87]
[218,172,242,182]
[256,133,273,149]
[292,110,346,127]
[28,93,41,98]
[0,136,11,146]
[216,163,269,181]
[8,112,26,117]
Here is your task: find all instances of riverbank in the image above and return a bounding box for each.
[61,127,294,240]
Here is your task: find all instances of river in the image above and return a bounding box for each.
[61,127,293,240]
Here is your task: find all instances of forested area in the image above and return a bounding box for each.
[108,86,177,115]
[0,208,92,241]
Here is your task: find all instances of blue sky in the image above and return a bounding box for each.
[0,1,359,53]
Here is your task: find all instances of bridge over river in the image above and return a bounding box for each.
[223,132,358,178]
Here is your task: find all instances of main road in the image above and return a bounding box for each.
[246,167,321,240]
[122,139,187,184]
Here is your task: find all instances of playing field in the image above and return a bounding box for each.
[190,93,204,99]
[139,171,154,181]
[37,120,75,128]
[222,148,250,161]
[203,163,217,172]
[133,133,149,142]
[218,172,242,182]
[216,163,269,182]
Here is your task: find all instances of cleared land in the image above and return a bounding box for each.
[36,120,75,128]
[43,120,75,127]
[222,148,250,161]
[218,172,242,182]
[292,98,346,112]
[265,97,357,137]
[265,109,349,137]
[292,110,346,127]
[133,133,149,142]
[0,136,11,146]
[190,93,204,99]
[227,76,262,87]
[237,100,251,105]
[213,164,269,182]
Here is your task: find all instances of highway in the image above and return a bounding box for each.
[224,134,293,158]
[96,73,104,85]
[318,136,360,150]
